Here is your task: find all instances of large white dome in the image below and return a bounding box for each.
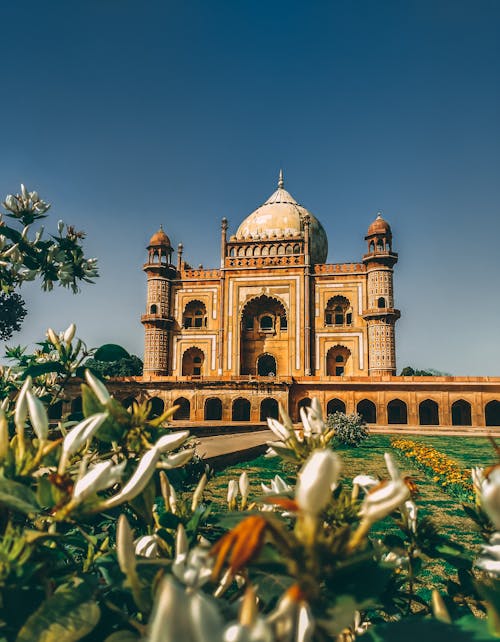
[235,172,328,264]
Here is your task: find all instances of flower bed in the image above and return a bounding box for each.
[391,438,474,502]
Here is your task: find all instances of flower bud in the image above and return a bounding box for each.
[14,376,32,431]
[46,327,60,347]
[227,479,239,508]
[63,323,76,345]
[191,473,208,512]
[85,369,110,405]
[239,472,249,501]
[26,391,49,442]
[295,450,341,515]
[117,514,136,577]
[0,408,9,460]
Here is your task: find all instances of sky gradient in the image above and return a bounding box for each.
[1,0,499,375]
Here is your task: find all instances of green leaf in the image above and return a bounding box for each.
[16,582,100,642]
[0,478,39,515]
[94,344,130,362]
[23,362,66,378]
[158,511,181,530]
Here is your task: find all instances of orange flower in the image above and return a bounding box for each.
[211,515,268,580]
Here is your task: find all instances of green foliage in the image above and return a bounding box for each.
[327,411,370,447]
[0,293,27,341]
[84,355,143,378]
[93,344,131,362]
[400,366,452,376]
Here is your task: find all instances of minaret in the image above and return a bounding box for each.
[141,227,176,377]
[362,213,400,375]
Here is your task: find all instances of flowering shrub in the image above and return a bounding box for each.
[327,411,370,447]
[391,438,474,502]
[0,363,498,640]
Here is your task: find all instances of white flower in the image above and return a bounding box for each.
[155,431,190,453]
[172,524,213,588]
[223,587,273,642]
[191,473,208,512]
[481,466,500,530]
[63,323,76,345]
[0,408,8,460]
[352,474,379,493]
[117,514,136,577]
[359,453,410,524]
[135,534,161,558]
[300,398,325,438]
[85,369,110,405]
[227,479,239,506]
[72,459,126,503]
[261,475,292,496]
[295,450,341,515]
[382,551,410,569]
[99,447,160,510]
[61,413,108,461]
[148,576,224,642]
[46,327,60,347]
[239,472,250,504]
[475,532,500,576]
[14,376,32,431]
[404,500,418,534]
[267,588,314,642]
[267,417,291,441]
[97,433,188,511]
[26,391,49,442]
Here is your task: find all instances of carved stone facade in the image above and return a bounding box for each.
[131,173,500,427]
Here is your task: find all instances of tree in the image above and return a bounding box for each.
[0,184,98,338]
[400,366,451,376]
[0,292,27,340]
[84,354,143,377]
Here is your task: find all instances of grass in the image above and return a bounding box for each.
[209,434,496,598]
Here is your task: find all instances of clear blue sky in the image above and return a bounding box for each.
[1,0,499,375]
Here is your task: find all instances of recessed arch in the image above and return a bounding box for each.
[357,399,377,423]
[257,353,277,376]
[183,300,207,329]
[326,345,351,376]
[260,398,279,421]
[182,347,205,376]
[173,397,190,420]
[387,399,408,424]
[71,396,82,414]
[232,398,251,421]
[205,397,222,421]
[419,399,439,425]
[325,296,351,326]
[377,297,386,309]
[485,401,500,426]
[149,396,165,418]
[451,399,472,426]
[327,398,346,416]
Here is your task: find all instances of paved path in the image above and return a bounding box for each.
[193,424,500,467]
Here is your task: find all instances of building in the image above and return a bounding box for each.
[127,171,500,427]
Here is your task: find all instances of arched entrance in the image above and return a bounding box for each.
[260,398,279,421]
[327,398,346,416]
[173,397,190,420]
[387,399,408,424]
[232,398,251,421]
[149,396,165,418]
[485,401,500,426]
[182,347,205,376]
[326,345,351,376]
[419,399,439,425]
[240,295,287,376]
[205,398,222,421]
[257,353,277,377]
[451,400,472,426]
[357,399,376,423]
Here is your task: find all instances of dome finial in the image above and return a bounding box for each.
[278,168,284,189]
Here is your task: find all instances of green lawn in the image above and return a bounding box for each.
[208,435,496,598]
